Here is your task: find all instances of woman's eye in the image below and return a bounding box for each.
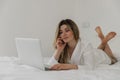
[66,29,70,32]
[59,32,62,34]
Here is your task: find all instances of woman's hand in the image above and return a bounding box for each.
[56,37,66,52]
[53,37,66,61]
[50,63,78,70]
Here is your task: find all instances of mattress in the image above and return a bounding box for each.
[0,56,120,80]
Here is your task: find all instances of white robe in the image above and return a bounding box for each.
[47,39,111,69]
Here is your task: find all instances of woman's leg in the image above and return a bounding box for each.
[95,26,117,64]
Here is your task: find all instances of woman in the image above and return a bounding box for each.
[48,19,117,70]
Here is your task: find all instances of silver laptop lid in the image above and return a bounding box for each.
[15,38,45,70]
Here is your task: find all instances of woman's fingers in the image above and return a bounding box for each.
[57,38,63,44]
[51,64,60,70]
[51,64,78,70]
[50,64,66,70]
[51,64,65,70]
[56,38,66,49]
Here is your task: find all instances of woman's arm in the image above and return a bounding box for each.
[53,50,62,60]
[53,37,66,60]
[50,63,78,70]
[47,37,66,66]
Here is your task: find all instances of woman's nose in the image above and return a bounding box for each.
[61,32,66,37]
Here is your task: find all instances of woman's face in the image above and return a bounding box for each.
[59,25,75,43]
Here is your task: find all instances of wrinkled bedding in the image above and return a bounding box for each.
[0,57,120,80]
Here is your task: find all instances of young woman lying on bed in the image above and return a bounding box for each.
[48,19,117,70]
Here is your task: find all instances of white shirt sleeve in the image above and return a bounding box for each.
[47,56,58,67]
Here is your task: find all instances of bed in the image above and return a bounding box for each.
[0,56,120,80]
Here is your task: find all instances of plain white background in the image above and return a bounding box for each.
[0,0,120,57]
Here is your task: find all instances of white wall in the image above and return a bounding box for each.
[74,0,120,53]
[0,0,77,57]
[0,0,120,57]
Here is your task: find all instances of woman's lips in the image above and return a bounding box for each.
[63,37,68,40]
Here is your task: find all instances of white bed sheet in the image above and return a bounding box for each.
[0,57,120,80]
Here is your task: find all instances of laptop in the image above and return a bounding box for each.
[15,38,51,71]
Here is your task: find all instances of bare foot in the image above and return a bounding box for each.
[95,26,104,40]
[103,32,116,44]
[111,56,118,64]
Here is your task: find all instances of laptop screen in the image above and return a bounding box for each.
[15,38,45,70]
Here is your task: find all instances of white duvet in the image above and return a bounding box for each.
[0,57,120,80]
